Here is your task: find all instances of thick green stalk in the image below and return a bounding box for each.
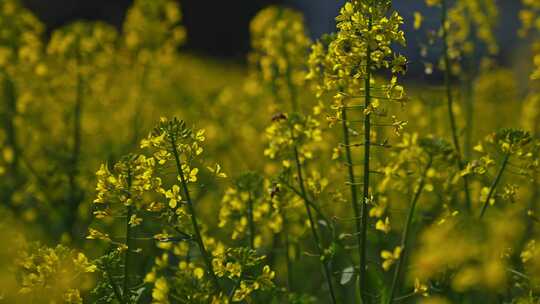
[479,153,510,219]
[170,139,222,293]
[360,15,373,304]
[283,216,293,291]
[123,170,133,303]
[247,194,255,250]
[340,107,364,298]
[441,0,472,212]
[293,146,337,304]
[387,159,432,303]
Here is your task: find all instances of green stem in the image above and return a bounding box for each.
[283,215,293,291]
[340,106,364,297]
[387,159,432,303]
[228,272,243,302]
[360,14,373,304]
[479,153,510,219]
[293,146,337,304]
[441,0,472,213]
[170,139,222,293]
[527,175,539,230]
[123,169,133,303]
[104,259,124,303]
[247,194,255,250]
[280,179,332,226]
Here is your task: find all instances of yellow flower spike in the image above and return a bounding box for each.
[128,214,143,227]
[282,160,291,168]
[414,278,429,296]
[165,185,182,209]
[473,143,484,153]
[250,6,311,108]
[195,129,206,142]
[189,168,199,182]
[92,210,108,219]
[193,267,205,279]
[413,12,423,30]
[152,277,169,302]
[479,187,495,206]
[207,163,227,178]
[16,245,96,301]
[381,246,402,271]
[375,217,391,234]
[144,270,156,283]
[212,258,226,278]
[225,262,242,278]
[86,228,111,242]
[521,240,537,264]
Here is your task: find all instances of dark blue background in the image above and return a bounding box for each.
[23,0,524,71]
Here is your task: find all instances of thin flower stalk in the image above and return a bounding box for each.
[441,0,472,212]
[387,158,432,303]
[169,136,222,293]
[306,1,408,300]
[292,145,337,304]
[122,169,134,303]
[274,92,336,300]
[247,194,255,250]
[360,16,373,303]
[479,153,510,219]
[283,216,293,291]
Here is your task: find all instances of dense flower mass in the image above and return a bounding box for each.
[218,172,282,248]
[423,0,499,67]
[16,245,96,303]
[0,0,43,68]
[123,0,186,54]
[249,6,311,110]
[0,0,540,303]
[307,0,407,102]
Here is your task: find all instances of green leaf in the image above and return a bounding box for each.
[340,265,355,285]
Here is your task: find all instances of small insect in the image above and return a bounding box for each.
[271,112,287,122]
[269,183,281,198]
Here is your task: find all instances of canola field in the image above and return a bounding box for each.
[1,0,540,303]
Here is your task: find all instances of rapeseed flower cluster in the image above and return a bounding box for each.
[1,0,540,303]
[249,6,311,110]
[16,245,96,303]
